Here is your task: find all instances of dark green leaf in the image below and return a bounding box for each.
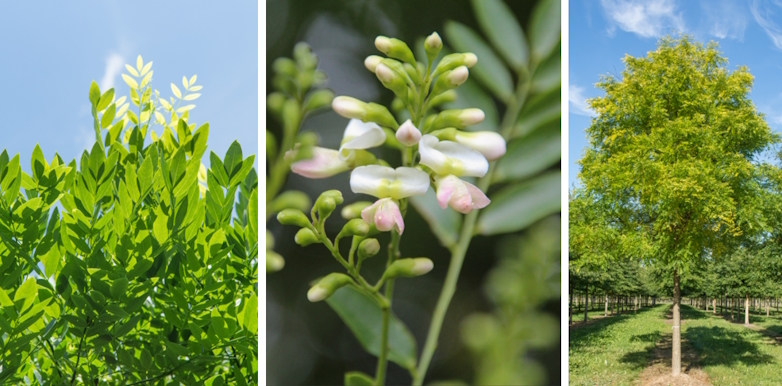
[477,171,561,235]
[410,189,462,248]
[493,127,560,183]
[444,21,514,101]
[471,0,528,70]
[326,286,417,370]
[528,0,561,62]
[344,371,374,386]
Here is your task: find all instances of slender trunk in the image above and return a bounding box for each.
[584,285,589,323]
[672,270,681,377]
[745,294,750,326]
[712,298,716,314]
[604,293,608,317]
[766,298,770,317]
[569,285,573,325]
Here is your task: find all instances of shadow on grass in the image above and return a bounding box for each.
[685,325,775,367]
[569,306,663,352]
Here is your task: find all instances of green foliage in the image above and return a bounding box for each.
[0,59,257,385]
[265,43,332,272]
[575,36,778,271]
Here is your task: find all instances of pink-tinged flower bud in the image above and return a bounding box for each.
[384,258,434,279]
[419,135,489,177]
[463,53,478,67]
[434,175,490,214]
[332,96,367,120]
[454,131,506,160]
[395,119,422,146]
[287,147,350,179]
[361,198,405,234]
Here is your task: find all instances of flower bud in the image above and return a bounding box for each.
[454,131,506,160]
[433,53,478,77]
[332,96,368,120]
[266,130,277,160]
[364,103,399,129]
[431,66,469,96]
[273,57,297,78]
[317,196,336,219]
[358,238,381,260]
[287,147,350,179]
[341,218,370,237]
[360,198,406,234]
[303,89,335,113]
[266,250,285,272]
[395,119,422,147]
[427,109,485,131]
[341,201,374,220]
[428,90,458,108]
[424,32,443,60]
[383,258,434,279]
[266,92,286,114]
[294,42,317,70]
[403,63,421,85]
[364,55,383,72]
[435,175,490,214]
[391,97,405,113]
[276,209,311,228]
[374,36,416,65]
[282,99,301,136]
[307,273,353,302]
[269,190,312,213]
[295,228,320,246]
[319,189,345,205]
[266,230,274,250]
[375,63,408,99]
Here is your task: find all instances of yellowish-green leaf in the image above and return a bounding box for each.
[122,74,139,89]
[125,64,139,77]
[171,84,182,99]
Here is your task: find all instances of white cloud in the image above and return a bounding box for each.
[600,0,686,38]
[75,126,97,151]
[750,0,782,49]
[702,0,747,40]
[569,85,595,117]
[100,53,125,90]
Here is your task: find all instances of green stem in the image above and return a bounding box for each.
[412,70,531,385]
[376,224,402,385]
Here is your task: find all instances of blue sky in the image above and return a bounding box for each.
[569,0,782,188]
[0,2,257,170]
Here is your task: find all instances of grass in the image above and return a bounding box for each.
[569,305,669,385]
[569,303,782,385]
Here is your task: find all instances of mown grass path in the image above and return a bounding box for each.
[570,304,782,385]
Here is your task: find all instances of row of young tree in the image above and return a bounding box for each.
[569,246,782,325]
[570,35,782,376]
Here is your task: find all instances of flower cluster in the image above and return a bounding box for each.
[286,32,506,233]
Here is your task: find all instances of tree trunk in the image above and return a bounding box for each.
[569,285,573,325]
[745,294,750,326]
[712,298,716,314]
[767,298,770,317]
[584,285,589,323]
[672,270,681,376]
[604,293,608,317]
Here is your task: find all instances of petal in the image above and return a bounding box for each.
[435,176,457,209]
[361,199,381,225]
[394,167,430,198]
[449,180,473,214]
[350,165,429,199]
[465,181,490,209]
[290,147,350,179]
[391,202,405,234]
[395,119,422,146]
[339,120,386,160]
[419,135,450,174]
[374,199,397,232]
[350,165,396,197]
[436,141,489,177]
[343,119,384,142]
[455,131,506,160]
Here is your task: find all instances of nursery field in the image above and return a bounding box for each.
[569,304,782,386]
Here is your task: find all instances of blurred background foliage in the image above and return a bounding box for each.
[266,0,561,384]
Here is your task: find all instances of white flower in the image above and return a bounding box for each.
[339,119,386,161]
[288,147,350,179]
[395,119,422,146]
[435,175,490,214]
[419,135,489,177]
[350,165,429,200]
[454,131,506,161]
[361,198,405,234]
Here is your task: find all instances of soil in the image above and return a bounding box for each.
[635,311,711,386]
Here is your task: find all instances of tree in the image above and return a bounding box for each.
[575,36,777,376]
